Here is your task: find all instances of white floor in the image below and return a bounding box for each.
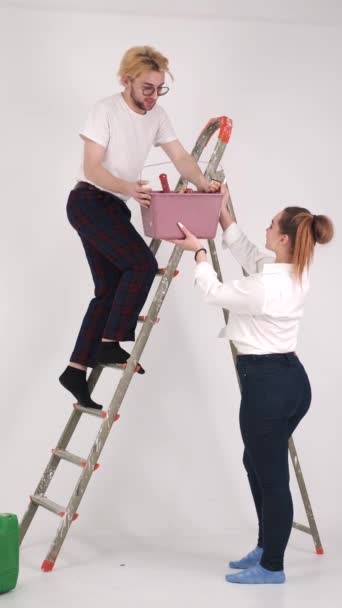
[2,529,340,608]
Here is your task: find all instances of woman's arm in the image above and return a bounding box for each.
[220,185,274,275]
[194,262,265,314]
[171,224,265,314]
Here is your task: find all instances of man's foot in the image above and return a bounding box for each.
[229,546,263,569]
[225,564,285,585]
[96,342,145,374]
[59,366,103,410]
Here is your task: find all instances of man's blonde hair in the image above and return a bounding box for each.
[118,46,173,83]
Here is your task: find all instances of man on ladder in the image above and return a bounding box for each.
[59,45,218,410]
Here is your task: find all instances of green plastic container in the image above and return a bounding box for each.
[0,514,19,594]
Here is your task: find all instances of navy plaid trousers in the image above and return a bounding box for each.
[66,184,158,367]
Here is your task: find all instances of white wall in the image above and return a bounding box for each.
[1,6,341,549]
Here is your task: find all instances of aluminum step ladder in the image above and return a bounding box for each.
[19,116,323,571]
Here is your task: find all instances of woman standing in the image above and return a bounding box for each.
[173,187,333,584]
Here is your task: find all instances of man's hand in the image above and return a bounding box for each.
[197,176,222,193]
[209,179,222,192]
[161,141,223,194]
[126,180,152,207]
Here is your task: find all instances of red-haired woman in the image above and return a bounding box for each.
[173,187,333,584]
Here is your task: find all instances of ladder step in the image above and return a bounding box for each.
[157,268,179,277]
[100,362,142,373]
[138,315,160,324]
[30,495,79,521]
[72,404,120,425]
[51,449,100,471]
[73,403,108,418]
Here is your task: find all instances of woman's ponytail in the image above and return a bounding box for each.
[279,207,334,283]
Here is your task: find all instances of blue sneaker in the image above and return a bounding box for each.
[226,564,285,585]
[229,546,263,569]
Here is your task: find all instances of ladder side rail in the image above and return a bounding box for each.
[208,189,323,551]
[20,409,82,542]
[289,436,323,552]
[41,247,183,568]
[176,117,232,191]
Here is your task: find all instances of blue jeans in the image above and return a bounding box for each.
[237,352,311,571]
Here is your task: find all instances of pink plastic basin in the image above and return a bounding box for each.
[141,191,223,240]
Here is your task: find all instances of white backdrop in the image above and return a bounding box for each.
[1,6,341,553]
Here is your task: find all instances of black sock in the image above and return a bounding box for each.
[96,342,145,374]
[59,366,103,410]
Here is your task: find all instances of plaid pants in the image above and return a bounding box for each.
[66,184,158,367]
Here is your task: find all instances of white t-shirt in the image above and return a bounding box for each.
[77,93,177,200]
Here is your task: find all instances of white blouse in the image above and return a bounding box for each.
[194,222,309,355]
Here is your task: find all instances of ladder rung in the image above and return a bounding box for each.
[30,495,79,521]
[51,449,100,471]
[157,268,179,277]
[73,403,108,418]
[100,362,142,373]
[292,522,311,535]
[138,315,160,324]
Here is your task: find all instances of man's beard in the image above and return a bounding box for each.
[131,88,154,113]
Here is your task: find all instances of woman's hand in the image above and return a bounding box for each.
[170,223,203,252]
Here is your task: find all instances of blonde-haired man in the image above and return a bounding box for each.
[59,46,214,409]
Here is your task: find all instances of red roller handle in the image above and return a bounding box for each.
[159,173,171,192]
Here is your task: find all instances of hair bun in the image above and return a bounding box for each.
[313,214,334,245]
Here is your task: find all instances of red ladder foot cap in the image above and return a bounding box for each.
[41,560,54,572]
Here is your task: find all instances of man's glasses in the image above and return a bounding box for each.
[141,84,170,97]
